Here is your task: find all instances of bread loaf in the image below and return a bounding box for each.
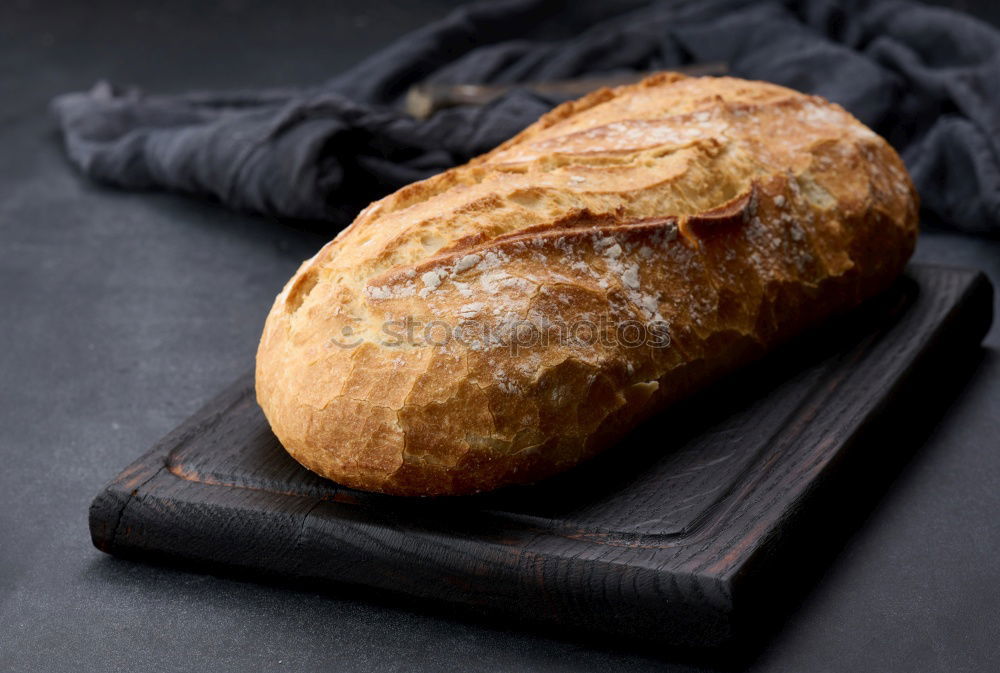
[256,74,918,496]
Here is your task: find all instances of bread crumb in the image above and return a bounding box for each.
[421,270,442,289]
[622,264,640,290]
[457,302,485,318]
[454,254,481,273]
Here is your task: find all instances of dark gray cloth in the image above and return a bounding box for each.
[52,0,1000,234]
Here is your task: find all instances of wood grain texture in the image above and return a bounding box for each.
[90,264,993,648]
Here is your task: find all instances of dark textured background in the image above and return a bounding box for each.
[1,1,999,671]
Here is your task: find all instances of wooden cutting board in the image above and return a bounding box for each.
[90,265,993,648]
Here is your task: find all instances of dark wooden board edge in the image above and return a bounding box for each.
[728,267,994,644]
[88,266,994,649]
[89,370,256,555]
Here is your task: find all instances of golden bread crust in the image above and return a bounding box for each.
[256,74,918,495]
